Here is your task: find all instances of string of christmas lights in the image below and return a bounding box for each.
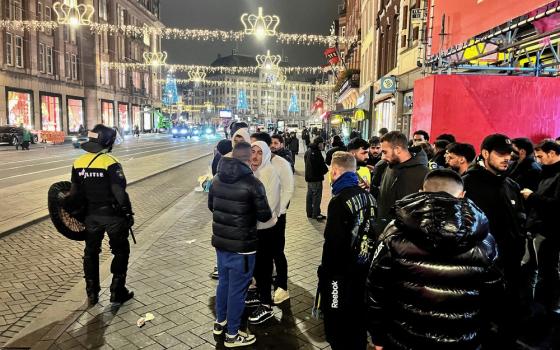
[104,62,341,75]
[0,20,357,46]
[0,20,58,31]
[158,79,335,90]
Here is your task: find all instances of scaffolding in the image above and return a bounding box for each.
[424,1,560,76]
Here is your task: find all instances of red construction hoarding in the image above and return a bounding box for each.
[429,0,552,55]
[412,75,560,151]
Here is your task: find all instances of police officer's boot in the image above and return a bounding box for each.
[85,279,100,306]
[110,274,134,304]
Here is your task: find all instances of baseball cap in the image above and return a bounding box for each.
[481,134,513,154]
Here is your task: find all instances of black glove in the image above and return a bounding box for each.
[125,213,134,228]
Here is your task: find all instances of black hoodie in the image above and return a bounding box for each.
[526,160,560,237]
[376,150,429,234]
[463,164,526,252]
[208,157,272,253]
[367,192,502,350]
[508,155,542,191]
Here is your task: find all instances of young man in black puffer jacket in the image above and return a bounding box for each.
[367,169,502,350]
[208,142,272,348]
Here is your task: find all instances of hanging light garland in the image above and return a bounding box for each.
[241,7,280,40]
[0,20,356,46]
[104,62,341,75]
[159,78,335,90]
[53,0,94,26]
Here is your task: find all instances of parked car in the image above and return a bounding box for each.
[72,135,88,148]
[171,125,191,138]
[0,125,23,145]
[286,123,300,134]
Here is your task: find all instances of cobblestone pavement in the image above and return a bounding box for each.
[0,155,215,347]
[4,157,333,349]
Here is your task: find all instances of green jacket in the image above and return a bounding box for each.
[22,129,32,142]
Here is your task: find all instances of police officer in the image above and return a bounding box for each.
[70,124,134,306]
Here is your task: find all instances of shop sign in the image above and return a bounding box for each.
[354,109,366,121]
[356,88,372,111]
[379,76,397,93]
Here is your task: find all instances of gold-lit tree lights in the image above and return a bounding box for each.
[241,7,280,40]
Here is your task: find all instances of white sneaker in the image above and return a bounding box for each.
[224,330,256,348]
[273,288,290,305]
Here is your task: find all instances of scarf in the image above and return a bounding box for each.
[332,171,359,195]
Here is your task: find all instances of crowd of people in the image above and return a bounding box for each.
[208,121,560,349]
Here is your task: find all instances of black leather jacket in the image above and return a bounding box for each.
[209,158,272,253]
[367,192,502,350]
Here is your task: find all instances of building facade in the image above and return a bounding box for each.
[185,53,317,126]
[0,0,163,134]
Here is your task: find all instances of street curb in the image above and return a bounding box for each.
[0,152,212,240]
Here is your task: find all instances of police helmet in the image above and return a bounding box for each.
[81,124,117,153]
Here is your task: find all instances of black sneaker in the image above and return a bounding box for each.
[211,266,219,280]
[315,214,326,221]
[224,331,256,348]
[245,290,260,306]
[248,304,274,324]
[213,320,227,335]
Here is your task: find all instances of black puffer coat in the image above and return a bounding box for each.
[208,157,272,253]
[367,192,502,350]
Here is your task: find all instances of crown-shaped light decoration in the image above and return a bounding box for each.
[53,0,94,26]
[188,70,207,83]
[204,101,214,113]
[256,50,281,71]
[241,7,280,39]
[143,51,168,67]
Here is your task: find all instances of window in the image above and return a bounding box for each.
[8,0,23,20]
[7,90,33,127]
[37,2,43,21]
[64,52,70,77]
[99,0,107,21]
[5,33,13,66]
[46,46,53,74]
[100,63,110,85]
[67,98,84,133]
[118,68,126,88]
[71,54,78,80]
[15,35,24,68]
[100,32,109,53]
[40,94,62,131]
[38,43,45,72]
[45,6,52,35]
[70,28,76,43]
[101,101,114,126]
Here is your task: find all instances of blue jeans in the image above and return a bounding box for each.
[215,250,255,336]
[306,181,323,218]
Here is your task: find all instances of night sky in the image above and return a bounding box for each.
[160,0,339,67]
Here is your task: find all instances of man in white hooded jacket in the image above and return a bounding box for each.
[248,141,281,324]
[249,132,295,306]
